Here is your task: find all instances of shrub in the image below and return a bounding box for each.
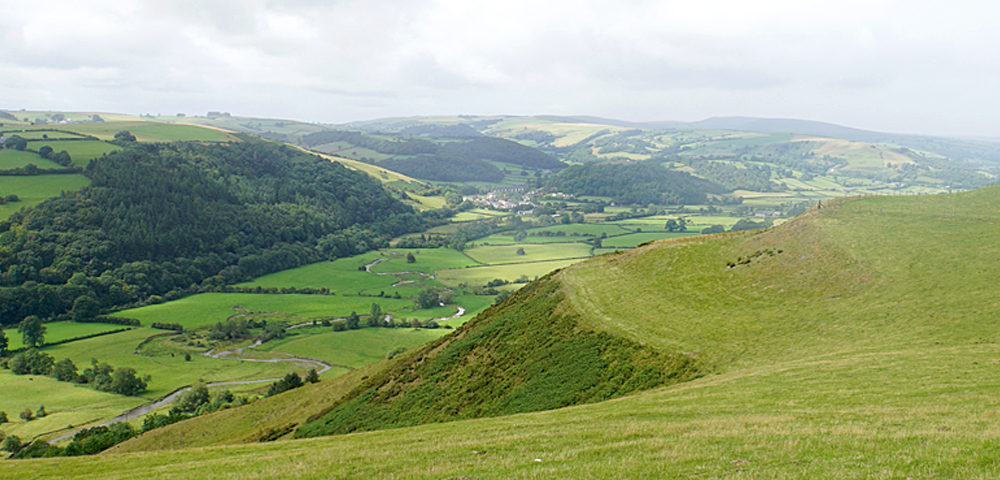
[1,434,22,452]
[20,408,33,421]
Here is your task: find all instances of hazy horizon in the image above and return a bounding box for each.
[3,0,998,138]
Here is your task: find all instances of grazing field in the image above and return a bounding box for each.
[372,247,481,272]
[0,370,142,441]
[43,328,296,398]
[0,174,90,219]
[112,293,417,330]
[257,327,449,370]
[239,252,391,292]
[30,140,120,166]
[5,321,129,350]
[599,231,696,248]
[0,149,64,169]
[60,121,240,143]
[435,258,583,286]
[463,243,592,265]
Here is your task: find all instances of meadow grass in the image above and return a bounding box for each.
[0,370,142,441]
[238,251,392,292]
[5,321,128,350]
[0,174,90,219]
[372,247,480,272]
[112,293,416,330]
[61,121,240,143]
[599,231,696,248]
[436,258,584,286]
[0,149,63,169]
[30,140,120,166]
[463,243,592,265]
[257,327,449,369]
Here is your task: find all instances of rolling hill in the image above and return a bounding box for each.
[16,185,997,478]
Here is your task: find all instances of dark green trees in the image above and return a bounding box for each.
[18,316,45,348]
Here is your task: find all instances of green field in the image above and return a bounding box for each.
[0,174,90,219]
[112,293,417,330]
[258,327,449,370]
[239,252,391,293]
[60,121,240,143]
[372,247,481,272]
[0,370,142,441]
[5,321,128,350]
[436,258,584,286]
[0,149,63,169]
[30,140,120,166]
[599,231,696,248]
[463,243,592,265]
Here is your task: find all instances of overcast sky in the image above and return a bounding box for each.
[1,0,998,137]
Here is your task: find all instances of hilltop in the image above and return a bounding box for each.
[14,185,994,477]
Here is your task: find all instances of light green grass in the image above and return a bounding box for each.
[239,252,392,293]
[112,293,416,330]
[436,258,585,286]
[258,327,449,370]
[373,248,480,272]
[0,149,63,169]
[599,231,696,248]
[0,370,142,442]
[31,140,120,166]
[60,121,240,143]
[43,328,296,398]
[5,321,128,350]
[463,243,592,265]
[0,174,90,219]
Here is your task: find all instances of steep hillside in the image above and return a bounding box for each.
[8,186,1000,478]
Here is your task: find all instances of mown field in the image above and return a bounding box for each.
[9,187,1000,477]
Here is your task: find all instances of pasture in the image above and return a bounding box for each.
[112,293,417,330]
[0,174,91,219]
[462,243,592,265]
[60,121,240,143]
[5,321,128,350]
[29,140,120,166]
[0,149,63,169]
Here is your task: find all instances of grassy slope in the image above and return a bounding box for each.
[9,187,1000,477]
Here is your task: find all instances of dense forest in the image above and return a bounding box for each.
[547,161,725,205]
[439,137,565,170]
[300,129,562,182]
[0,141,424,326]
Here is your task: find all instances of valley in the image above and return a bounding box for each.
[1,110,999,477]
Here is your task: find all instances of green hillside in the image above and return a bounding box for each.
[9,186,996,477]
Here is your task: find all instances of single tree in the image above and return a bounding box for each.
[19,408,33,421]
[0,411,8,423]
[113,130,136,142]
[35,405,46,418]
[0,328,8,357]
[367,303,383,327]
[110,367,148,396]
[54,358,79,382]
[1,435,21,452]
[18,316,45,348]
[405,252,416,263]
[305,369,319,383]
[345,311,359,329]
[515,247,526,256]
